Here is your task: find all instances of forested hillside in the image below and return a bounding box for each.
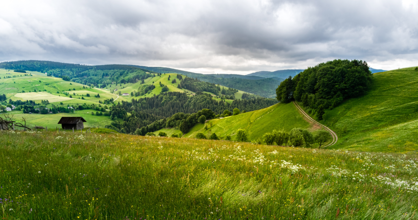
[137,66,282,98]
[107,92,277,134]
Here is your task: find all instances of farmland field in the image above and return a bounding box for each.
[0,131,417,219]
[14,92,72,102]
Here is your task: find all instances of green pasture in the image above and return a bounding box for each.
[0,131,417,219]
[184,103,321,141]
[321,67,418,152]
[0,68,119,105]
[5,110,113,129]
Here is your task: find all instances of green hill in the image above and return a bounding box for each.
[321,67,418,152]
[181,103,326,141]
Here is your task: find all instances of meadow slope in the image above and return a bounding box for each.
[0,130,417,219]
[184,103,324,141]
[321,67,418,152]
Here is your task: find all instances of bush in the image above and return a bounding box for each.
[145,132,155,136]
[272,130,289,146]
[209,133,219,140]
[196,133,206,139]
[223,110,231,116]
[315,131,331,148]
[236,129,248,142]
[262,132,275,145]
[198,115,206,124]
[171,134,179,138]
[225,135,231,141]
[288,128,305,147]
[158,132,167,137]
[233,108,240,115]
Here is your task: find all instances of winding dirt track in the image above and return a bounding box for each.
[293,101,338,148]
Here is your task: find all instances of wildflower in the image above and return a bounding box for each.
[38,171,41,174]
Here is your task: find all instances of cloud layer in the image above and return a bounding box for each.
[1,0,417,74]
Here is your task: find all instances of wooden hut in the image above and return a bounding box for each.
[58,117,86,130]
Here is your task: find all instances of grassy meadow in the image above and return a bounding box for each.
[0,130,417,219]
[6,110,113,129]
[0,68,121,105]
[183,103,325,141]
[321,67,418,152]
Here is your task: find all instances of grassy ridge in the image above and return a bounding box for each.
[0,131,417,219]
[185,103,320,141]
[322,67,418,152]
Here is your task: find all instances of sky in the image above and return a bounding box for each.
[0,0,418,74]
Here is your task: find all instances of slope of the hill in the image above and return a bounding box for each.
[321,67,418,152]
[183,103,325,141]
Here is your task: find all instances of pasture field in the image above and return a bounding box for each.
[320,67,418,152]
[14,92,72,103]
[0,68,119,105]
[184,103,323,141]
[6,110,113,129]
[0,131,417,219]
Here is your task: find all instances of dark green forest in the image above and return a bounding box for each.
[107,92,277,134]
[276,59,373,119]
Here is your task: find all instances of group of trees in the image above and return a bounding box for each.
[0,94,6,102]
[276,59,373,119]
[107,92,276,134]
[262,129,330,148]
[178,78,221,95]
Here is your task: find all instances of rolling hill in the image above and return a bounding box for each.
[317,67,418,152]
[156,103,328,143]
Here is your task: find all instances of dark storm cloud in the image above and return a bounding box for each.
[0,0,417,73]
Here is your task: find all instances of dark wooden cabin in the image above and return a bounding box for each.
[58,117,86,130]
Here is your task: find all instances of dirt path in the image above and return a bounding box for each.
[114,95,120,102]
[293,101,338,148]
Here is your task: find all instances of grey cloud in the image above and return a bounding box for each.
[0,0,418,73]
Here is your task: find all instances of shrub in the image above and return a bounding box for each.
[315,131,331,148]
[171,134,179,138]
[196,133,206,139]
[233,108,240,115]
[225,135,231,141]
[223,110,231,116]
[198,115,206,124]
[145,132,155,136]
[236,129,248,142]
[158,132,167,137]
[209,133,219,140]
[288,129,305,147]
[262,132,275,145]
[272,130,289,146]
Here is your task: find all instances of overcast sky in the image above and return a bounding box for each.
[1,0,417,74]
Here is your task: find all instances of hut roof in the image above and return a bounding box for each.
[58,117,86,124]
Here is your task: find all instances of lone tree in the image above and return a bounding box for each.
[315,131,330,148]
[233,108,240,115]
[198,115,206,124]
[236,129,248,142]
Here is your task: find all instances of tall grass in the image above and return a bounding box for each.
[0,130,417,219]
